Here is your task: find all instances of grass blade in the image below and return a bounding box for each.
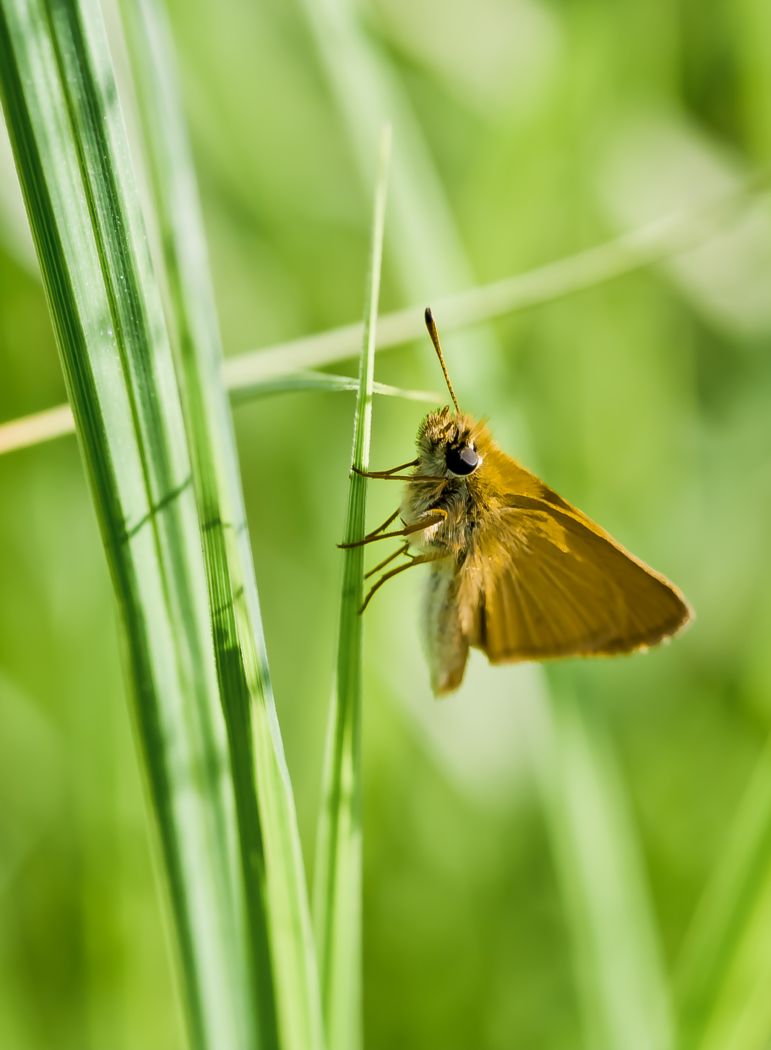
[229,372,439,406]
[223,169,771,381]
[0,0,256,1046]
[312,125,391,1050]
[0,373,438,456]
[117,0,328,1046]
[3,170,767,459]
[526,679,675,1050]
[675,734,771,1050]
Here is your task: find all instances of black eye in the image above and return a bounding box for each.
[446,444,479,476]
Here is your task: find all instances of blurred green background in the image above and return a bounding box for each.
[2,0,771,1047]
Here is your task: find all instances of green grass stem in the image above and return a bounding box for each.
[312,124,391,1050]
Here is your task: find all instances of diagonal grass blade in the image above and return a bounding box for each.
[117,0,328,1046]
[0,0,257,1046]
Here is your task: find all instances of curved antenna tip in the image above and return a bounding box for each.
[423,307,461,414]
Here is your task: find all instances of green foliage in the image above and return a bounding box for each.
[2,0,771,1049]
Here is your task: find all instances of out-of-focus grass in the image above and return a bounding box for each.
[527,673,674,1050]
[676,733,771,1049]
[2,0,771,1049]
[7,170,767,458]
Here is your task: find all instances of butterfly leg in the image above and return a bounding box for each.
[352,458,418,478]
[365,542,410,579]
[360,552,447,613]
[352,462,445,482]
[339,508,447,549]
[359,507,401,544]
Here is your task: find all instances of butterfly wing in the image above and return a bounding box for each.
[424,559,472,694]
[466,481,692,664]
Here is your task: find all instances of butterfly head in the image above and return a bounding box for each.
[419,310,494,481]
[416,407,490,480]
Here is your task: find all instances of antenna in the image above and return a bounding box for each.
[424,307,460,415]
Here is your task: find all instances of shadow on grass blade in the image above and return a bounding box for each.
[0,0,256,1046]
[118,0,330,1047]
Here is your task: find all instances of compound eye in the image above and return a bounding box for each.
[446,444,479,476]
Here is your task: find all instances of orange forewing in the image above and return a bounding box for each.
[430,450,691,694]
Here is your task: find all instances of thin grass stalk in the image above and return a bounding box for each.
[3,171,768,458]
[117,0,328,1046]
[224,167,771,381]
[312,125,391,1050]
[0,0,255,1046]
[0,372,439,456]
[298,3,679,1045]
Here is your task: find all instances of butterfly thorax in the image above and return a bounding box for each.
[401,408,505,559]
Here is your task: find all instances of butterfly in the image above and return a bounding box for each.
[342,308,692,694]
